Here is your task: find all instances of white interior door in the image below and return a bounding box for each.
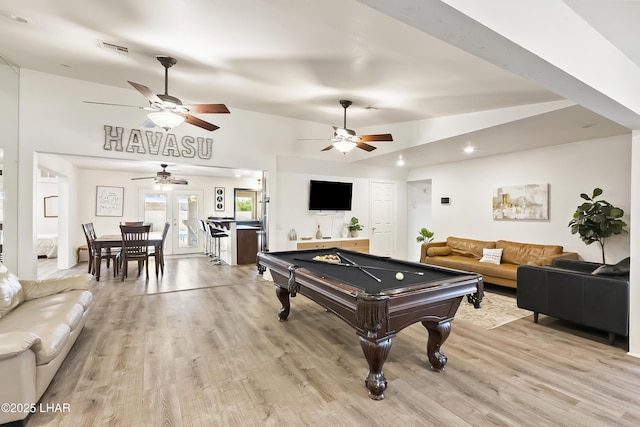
[369,181,395,256]
[139,189,204,255]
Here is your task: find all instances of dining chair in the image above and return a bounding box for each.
[120,224,151,281]
[81,223,95,274]
[82,223,119,278]
[149,222,170,276]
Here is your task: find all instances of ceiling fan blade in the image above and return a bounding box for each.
[131,176,155,181]
[356,142,377,152]
[184,114,220,131]
[359,134,393,142]
[83,101,146,109]
[183,104,230,114]
[321,144,335,151]
[168,177,189,185]
[128,81,163,104]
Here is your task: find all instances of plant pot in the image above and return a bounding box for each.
[349,230,358,238]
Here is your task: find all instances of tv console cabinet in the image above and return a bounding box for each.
[289,238,369,253]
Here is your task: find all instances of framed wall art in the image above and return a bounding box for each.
[215,187,225,211]
[96,186,124,217]
[492,183,549,221]
[44,195,58,218]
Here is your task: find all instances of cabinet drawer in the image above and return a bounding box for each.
[340,239,369,253]
[297,241,334,250]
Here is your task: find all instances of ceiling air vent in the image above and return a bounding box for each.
[98,40,129,54]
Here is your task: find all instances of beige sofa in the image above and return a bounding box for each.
[0,263,92,425]
[420,237,578,288]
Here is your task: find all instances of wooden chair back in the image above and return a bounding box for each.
[120,224,151,280]
[120,224,150,258]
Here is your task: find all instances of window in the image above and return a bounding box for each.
[234,189,262,221]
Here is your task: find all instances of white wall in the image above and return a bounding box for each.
[408,134,631,263]
[36,178,58,235]
[14,69,328,277]
[0,56,19,271]
[275,155,408,258]
[407,180,432,262]
[75,168,260,249]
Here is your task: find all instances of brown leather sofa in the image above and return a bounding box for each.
[420,236,578,288]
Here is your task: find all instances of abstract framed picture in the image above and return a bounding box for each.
[492,183,549,220]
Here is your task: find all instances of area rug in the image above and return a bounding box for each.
[455,290,531,330]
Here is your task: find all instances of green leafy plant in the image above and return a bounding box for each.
[568,188,627,264]
[416,227,435,243]
[347,217,363,232]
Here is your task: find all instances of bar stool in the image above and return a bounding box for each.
[199,219,210,256]
[207,223,228,265]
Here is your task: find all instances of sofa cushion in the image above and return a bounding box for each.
[426,246,452,257]
[20,274,91,301]
[446,237,496,259]
[496,240,563,265]
[424,255,518,280]
[0,331,42,361]
[479,248,503,264]
[0,264,25,319]
[0,291,91,365]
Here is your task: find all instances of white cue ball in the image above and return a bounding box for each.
[395,272,404,280]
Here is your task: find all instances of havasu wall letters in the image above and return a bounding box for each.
[103,125,214,159]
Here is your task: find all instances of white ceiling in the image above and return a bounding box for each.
[0,0,636,173]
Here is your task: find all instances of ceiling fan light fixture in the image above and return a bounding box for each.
[147,111,185,131]
[332,139,358,153]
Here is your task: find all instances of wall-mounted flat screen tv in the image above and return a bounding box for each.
[308,180,353,211]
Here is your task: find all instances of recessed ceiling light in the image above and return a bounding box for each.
[396,155,405,166]
[464,145,475,154]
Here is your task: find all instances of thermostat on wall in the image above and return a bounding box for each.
[441,197,451,205]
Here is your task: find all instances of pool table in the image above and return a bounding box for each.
[257,247,483,400]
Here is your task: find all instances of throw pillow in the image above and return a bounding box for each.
[426,246,452,257]
[592,257,631,276]
[479,248,503,265]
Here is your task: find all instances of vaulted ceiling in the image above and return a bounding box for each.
[0,0,636,172]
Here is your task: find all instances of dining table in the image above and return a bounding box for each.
[92,232,163,281]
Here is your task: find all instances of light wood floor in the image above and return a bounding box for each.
[29,256,640,426]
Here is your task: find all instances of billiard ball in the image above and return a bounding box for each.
[395,272,404,280]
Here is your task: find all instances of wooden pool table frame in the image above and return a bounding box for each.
[258,248,483,400]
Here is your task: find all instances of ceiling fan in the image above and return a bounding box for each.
[131,164,188,185]
[84,56,229,131]
[301,100,393,153]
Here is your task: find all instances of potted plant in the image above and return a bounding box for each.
[568,188,627,264]
[416,227,435,243]
[347,217,363,237]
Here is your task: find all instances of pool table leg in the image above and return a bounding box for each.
[359,337,392,400]
[275,285,290,321]
[421,320,451,371]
